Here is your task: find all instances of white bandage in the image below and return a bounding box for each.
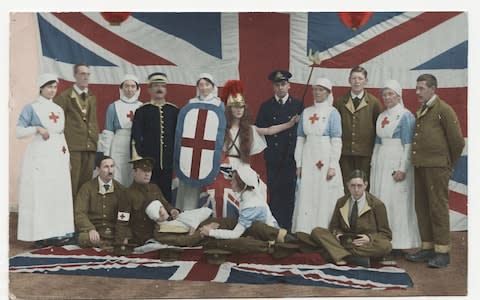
[145,200,163,221]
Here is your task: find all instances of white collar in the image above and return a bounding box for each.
[274,94,289,104]
[73,84,88,96]
[425,94,437,107]
[350,90,365,100]
[98,177,114,194]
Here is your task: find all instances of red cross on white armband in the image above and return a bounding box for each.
[117,212,130,221]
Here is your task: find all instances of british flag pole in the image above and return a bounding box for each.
[300,49,323,104]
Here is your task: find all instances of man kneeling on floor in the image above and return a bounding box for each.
[310,169,392,267]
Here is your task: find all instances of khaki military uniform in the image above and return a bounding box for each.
[310,192,392,262]
[74,177,124,247]
[54,87,99,196]
[411,96,464,253]
[202,221,288,254]
[334,92,382,190]
[115,182,175,245]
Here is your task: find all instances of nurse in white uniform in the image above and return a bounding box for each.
[292,77,344,233]
[370,79,421,252]
[16,73,75,246]
[98,74,142,186]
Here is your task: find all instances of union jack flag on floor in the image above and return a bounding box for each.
[35,11,468,230]
[9,245,413,290]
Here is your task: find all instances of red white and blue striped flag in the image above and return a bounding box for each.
[9,246,413,289]
[36,11,467,230]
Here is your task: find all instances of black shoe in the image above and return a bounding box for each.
[378,255,397,266]
[390,249,406,257]
[33,240,49,248]
[428,253,450,268]
[345,255,371,268]
[53,236,77,247]
[284,233,299,243]
[405,249,435,262]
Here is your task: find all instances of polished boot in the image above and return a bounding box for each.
[428,253,450,268]
[405,249,435,262]
[345,255,371,268]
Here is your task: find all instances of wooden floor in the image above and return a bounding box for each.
[8,212,467,299]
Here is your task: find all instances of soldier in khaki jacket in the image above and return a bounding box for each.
[405,74,464,268]
[75,156,124,249]
[310,170,392,268]
[334,66,382,192]
[115,156,180,246]
[115,154,237,251]
[54,64,99,196]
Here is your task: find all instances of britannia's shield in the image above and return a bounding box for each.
[174,102,226,187]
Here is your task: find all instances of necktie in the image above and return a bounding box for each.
[349,200,358,232]
[277,98,283,105]
[353,97,361,109]
[81,92,87,101]
[104,184,110,192]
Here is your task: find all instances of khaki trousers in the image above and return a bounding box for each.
[311,227,391,262]
[414,167,451,253]
[70,151,96,197]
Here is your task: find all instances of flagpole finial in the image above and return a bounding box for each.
[308,49,323,65]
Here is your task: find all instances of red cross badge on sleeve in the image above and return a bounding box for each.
[117,212,130,221]
[316,160,324,169]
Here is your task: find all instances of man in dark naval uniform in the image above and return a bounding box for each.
[131,72,178,203]
[255,70,303,231]
[115,156,180,247]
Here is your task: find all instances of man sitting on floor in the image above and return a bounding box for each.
[75,155,124,250]
[115,155,235,252]
[115,155,181,247]
[310,169,392,267]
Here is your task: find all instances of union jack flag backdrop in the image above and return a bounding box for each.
[36,12,468,230]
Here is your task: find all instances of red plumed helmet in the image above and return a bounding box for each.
[222,80,245,107]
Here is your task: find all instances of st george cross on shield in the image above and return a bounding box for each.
[174,102,226,187]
